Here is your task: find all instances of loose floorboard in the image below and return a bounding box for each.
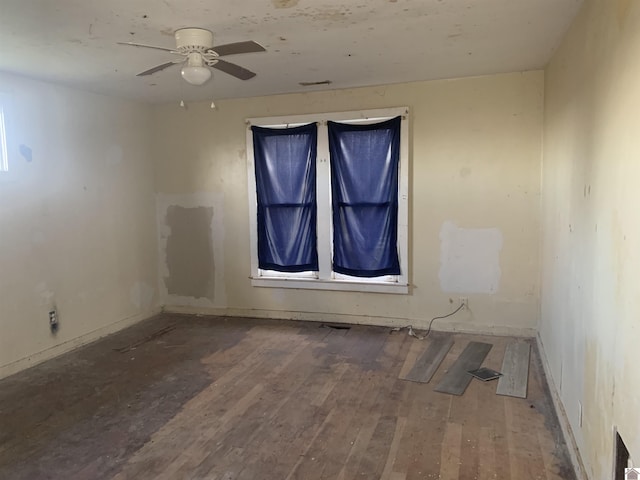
[434,341,493,396]
[398,334,454,384]
[0,315,575,480]
[496,341,531,399]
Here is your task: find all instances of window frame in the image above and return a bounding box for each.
[246,107,409,294]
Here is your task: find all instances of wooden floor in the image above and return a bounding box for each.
[0,315,575,480]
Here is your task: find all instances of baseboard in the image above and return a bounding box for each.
[536,333,588,480]
[0,307,162,381]
[162,305,537,338]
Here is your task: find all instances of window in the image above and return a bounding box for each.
[252,123,318,273]
[0,101,8,172]
[246,107,409,294]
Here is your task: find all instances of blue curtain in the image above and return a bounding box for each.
[252,123,318,272]
[328,117,401,277]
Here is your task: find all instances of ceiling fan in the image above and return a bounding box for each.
[118,28,266,86]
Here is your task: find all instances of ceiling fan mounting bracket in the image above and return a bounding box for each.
[174,28,214,54]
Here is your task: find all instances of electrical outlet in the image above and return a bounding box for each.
[49,309,59,333]
[459,297,468,308]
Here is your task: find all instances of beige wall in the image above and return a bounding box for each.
[154,71,543,335]
[0,73,159,378]
[541,0,640,477]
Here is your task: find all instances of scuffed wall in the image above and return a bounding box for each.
[541,0,640,477]
[0,72,159,378]
[154,71,543,335]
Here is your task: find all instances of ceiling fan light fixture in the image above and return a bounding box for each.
[181,52,212,85]
[181,65,211,85]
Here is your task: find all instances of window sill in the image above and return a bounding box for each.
[250,277,409,294]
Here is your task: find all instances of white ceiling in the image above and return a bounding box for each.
[0,0,583,104]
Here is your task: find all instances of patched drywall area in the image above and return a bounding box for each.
[439,221,503,294]
[156,193,226,308]
[165,206,215,299]
[541,0,640,477]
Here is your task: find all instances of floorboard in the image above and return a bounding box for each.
[0,315,576,480]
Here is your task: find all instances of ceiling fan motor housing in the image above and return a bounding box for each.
[175,28,214,53]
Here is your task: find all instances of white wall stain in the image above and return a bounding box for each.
[439,221,503,294]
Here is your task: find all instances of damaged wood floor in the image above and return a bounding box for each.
[0,315,575,480]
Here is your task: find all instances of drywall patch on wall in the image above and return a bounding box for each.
[439,221,503,294]
[130,282,155,310]
[164,205,215,299]
[156,193,227,308]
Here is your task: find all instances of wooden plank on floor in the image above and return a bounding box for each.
[496,342,530,399]
[379,417,407,479]
[397,338,423,379]
[399,335,454,384]
[434,341,492,396]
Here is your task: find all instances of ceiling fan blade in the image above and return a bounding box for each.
[210,41,266,57]
[136,61,181,76]
[118,41,178,53]
[211,59,256,80]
